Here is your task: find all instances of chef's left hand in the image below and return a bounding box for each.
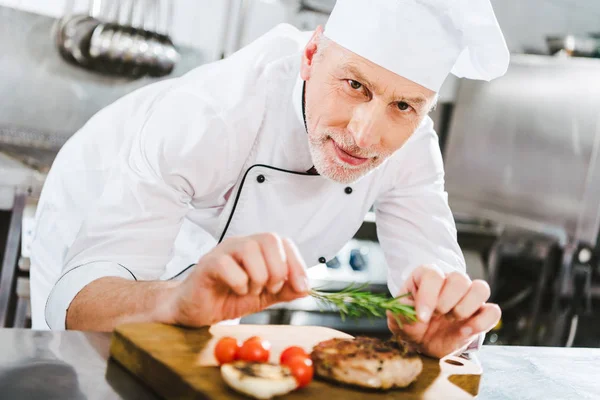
[387,265,500,359]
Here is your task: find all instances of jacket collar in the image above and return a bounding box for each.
[279,73,317,174]
[292,75,306,130]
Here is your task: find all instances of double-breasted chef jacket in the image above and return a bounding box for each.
[30,24,465,330]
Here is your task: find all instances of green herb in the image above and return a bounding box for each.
[309,283,417,326]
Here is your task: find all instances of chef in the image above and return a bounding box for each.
[30,0,509,358]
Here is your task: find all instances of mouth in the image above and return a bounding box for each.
[331,139,371,167]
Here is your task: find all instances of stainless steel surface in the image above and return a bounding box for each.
[477,345,600,399]
[304,239,389,288]
[0,192,26,327]
[59,0,179,77]
[0,153,39,208]
[0,5,204,136]
[14,277,30,329]
[288,310,389,334]
[0,329,158,399]
[444,54,600,247]
[13,298,29,329]
[0,329,599,399]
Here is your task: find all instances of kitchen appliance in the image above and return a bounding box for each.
[307,238,389,291]
[56,0,179,77]
[443,54,600,346]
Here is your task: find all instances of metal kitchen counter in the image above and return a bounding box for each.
[0,328,598,399]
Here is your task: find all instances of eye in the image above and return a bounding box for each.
[348,80,363,90]
[397,101,412,112]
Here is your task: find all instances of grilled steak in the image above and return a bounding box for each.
[311,336,423,390]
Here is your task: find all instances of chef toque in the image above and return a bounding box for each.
[324,0,510,92]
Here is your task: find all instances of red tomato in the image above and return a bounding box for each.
[238,337,271,363]
[214,337,240,365]
[286,356,314,388]
[280,346,309,365]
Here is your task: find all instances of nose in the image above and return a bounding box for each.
[347,102,382,148]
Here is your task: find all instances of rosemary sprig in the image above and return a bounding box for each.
[309,283,417,326]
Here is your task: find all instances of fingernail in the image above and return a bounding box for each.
[419,307,431,323]
[461,326,473,336]
[293,275,309,293]
[270,281,285,294]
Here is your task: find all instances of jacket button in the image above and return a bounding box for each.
[318,257,326,264]
[257,175,265,183]
[345,187,353,194]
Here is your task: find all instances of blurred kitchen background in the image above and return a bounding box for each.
[1,0,599,349]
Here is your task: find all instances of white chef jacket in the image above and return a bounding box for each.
[30,24,466,330]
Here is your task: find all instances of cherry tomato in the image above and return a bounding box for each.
[214,337,241,365]
[280,346,309,365]
[238,336,271,363]
[286,356,314,388]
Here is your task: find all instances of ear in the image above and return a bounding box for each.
[300,25,325,81]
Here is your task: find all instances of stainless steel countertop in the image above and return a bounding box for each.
[0,328,599,399]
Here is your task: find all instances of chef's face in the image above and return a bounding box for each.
[300,27,437,184]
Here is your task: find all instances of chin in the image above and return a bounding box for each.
[314,164,373,184]
[308,140,385,184]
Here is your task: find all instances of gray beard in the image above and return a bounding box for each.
[307,140,381,184]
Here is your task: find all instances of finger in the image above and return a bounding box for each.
[411,266,444,323]
[459,303,501,338]
[453,280,491,320]
[387,310,404,334]
[282,238,309,293]
[261,281,308,307]
[436,272,471,315]
[387,310,399,333]
[386,310,428,345]
[257,233,288,294]
[235,239,269,295]
[208,255,249,296]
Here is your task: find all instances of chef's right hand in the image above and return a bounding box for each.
[158,233,309,327]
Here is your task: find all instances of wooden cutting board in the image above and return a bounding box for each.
[109,323,481,399]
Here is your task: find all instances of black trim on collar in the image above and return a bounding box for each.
[302,80,320,176]
[301,80,308,133]
[306,166,319,175]
[218,164,316,243]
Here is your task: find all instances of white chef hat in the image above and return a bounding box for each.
[324,0,510,92]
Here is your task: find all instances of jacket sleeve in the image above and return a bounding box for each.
[45,90,234,329]
[374,120,466,297]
